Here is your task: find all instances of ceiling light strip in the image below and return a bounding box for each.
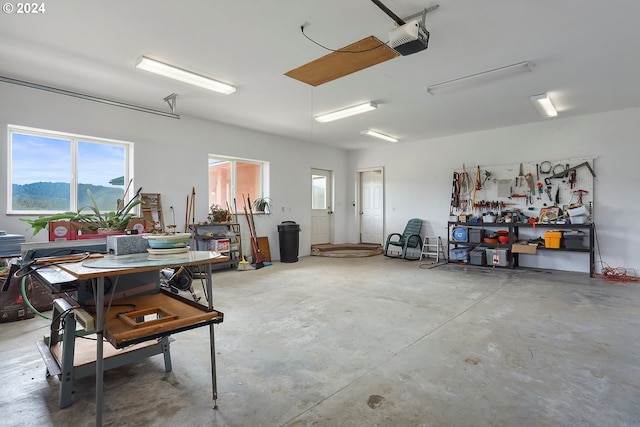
[427,61,532,95]
[315,101,378,123]
[361,129,398,142]
[529,93,558,117]
[136,56,236,95]
[0,75,179,119]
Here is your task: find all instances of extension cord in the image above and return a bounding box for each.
[74,308,95,333]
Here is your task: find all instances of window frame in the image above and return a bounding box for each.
[7,124,134,215]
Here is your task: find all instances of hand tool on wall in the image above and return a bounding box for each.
[569,169,577,189]
[539,160,552,174]
[450,172,460,210]
[472,166,481,206]
[544,161,595,185]
[545,186,553,201]
[524,172,535,193]
[537,182,543,199]
[574,189,588,205]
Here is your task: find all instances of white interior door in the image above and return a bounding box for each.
[311,168,332,245]
[359,168,384,244]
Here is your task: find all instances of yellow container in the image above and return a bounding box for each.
[544,231,562,249]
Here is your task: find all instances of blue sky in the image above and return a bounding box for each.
[12,133,125,187]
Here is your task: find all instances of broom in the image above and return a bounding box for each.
[238,255,253,271]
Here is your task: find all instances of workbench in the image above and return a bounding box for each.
[34,250,228,426]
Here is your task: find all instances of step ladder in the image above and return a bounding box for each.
[420,236,445,262]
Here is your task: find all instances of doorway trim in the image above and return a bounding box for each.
[356,166,385,244]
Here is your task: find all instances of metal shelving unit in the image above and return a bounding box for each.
[191,223,242,270]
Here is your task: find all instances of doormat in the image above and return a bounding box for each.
[311,243,383,258]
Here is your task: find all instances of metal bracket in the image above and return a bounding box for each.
[403,4,440,26]
[163,93,178,115]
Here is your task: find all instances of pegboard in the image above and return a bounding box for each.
[450,157,595,219]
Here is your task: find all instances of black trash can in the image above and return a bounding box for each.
[278,221,301,263]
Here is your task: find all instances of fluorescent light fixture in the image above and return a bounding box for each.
[361,129,398,143]
[529,93,558,118]
[315,101,377,123]
[136,56,236,95]
[427,61,532,95]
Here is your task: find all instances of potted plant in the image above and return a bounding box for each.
[252,197,272,214]
[21,188,144,235]
[207,205,230,224]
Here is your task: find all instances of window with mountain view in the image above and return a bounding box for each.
[8,126,133,214]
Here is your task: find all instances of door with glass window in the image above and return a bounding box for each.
[311,168,332,245]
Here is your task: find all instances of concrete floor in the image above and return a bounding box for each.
[1,255,639,427]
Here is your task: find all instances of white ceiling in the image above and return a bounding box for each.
[1,1,639,150]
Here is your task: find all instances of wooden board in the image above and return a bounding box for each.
[256,236,271,262]
[100,292,222,348]
[285,36,399,86]
[51,339,159,368]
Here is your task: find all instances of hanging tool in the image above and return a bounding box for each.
[554,187,560,205]
[573,189,588,205]
[536,182,543,199]
[451,172,460,210]
[569,169,577,189]
[523,172,535,193]
[472,165,481,207]
[539,160,552,174]
[544,161,595,185]
[545,186,553,201]
[536,164,539,181]
[483,170,492,185]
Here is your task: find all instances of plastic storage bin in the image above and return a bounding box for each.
[469,228,485,244]
[485,248,510,267]
[449,247,470,261]
[469,248,486,265]
[563,231,585,249]
[544,231,562,249]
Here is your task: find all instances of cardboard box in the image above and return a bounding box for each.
[512,243,538,254]
[127,219,149,234]
[48,220,98,241]
[215,238,230,252]
[48,220,76,241]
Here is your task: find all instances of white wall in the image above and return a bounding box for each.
[0,83,349,259]
[3,81,638,273]
[347,107,640,274]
